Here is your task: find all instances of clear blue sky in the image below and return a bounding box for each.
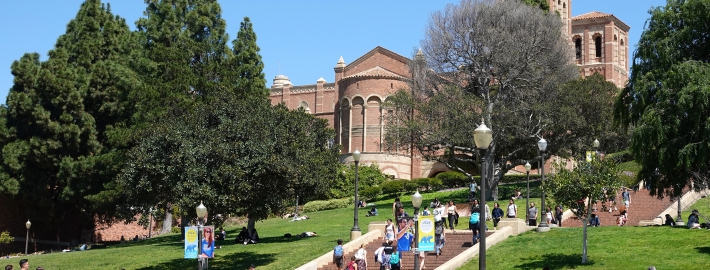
[0,0,666,105]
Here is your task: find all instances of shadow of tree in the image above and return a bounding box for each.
[136,251,276,270]
[514,253,592,270]
[695,246,710,255]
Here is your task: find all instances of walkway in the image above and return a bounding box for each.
[562,189,677,227]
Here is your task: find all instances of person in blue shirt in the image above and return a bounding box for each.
[396,218,414,252]
[491,202,504,228]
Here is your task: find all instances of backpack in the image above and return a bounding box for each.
[389,251,400,265]
[346,261,356,270]
[470,212,480,224]
[435,222,444,235]
[334,245,343,257]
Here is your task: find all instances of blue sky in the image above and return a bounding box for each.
[0,0,666,105]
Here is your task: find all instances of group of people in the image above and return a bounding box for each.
[234,227,259,245]
[5,259,41,270]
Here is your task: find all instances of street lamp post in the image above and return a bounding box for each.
[412,190,423,270]
[25,220,31,255]
[473,121,492,270]
[525,162,531,224]
[148,207,153,239]
[537,138,549,231]
[351,150,362,240]
[196,201,208,270]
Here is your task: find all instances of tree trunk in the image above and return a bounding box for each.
[582,202,593,264]
[160,202,173,234]
[247,217,256,238]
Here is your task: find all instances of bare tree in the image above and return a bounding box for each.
[384,0,590,199]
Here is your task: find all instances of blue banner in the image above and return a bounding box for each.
[184,226,198,259]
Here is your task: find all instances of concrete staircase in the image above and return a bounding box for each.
[317,231,489,270]
[562,189,676,227]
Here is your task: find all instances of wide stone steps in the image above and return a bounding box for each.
[317,231,491,270]
[562,189,676,227]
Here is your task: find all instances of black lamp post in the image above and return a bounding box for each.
[412,190,423,270]
[196,201,208,270]
[25,220,31,255]
[593,139,600,157]
[351,150,362,240]
[474,120,492,270]
[525,162,531,224]
[537,138,549,230]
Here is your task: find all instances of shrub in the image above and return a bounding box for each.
[415,178,431,191]
[303,197,352,212]
[171,227,181,234]
[404,181,419,193]
[436,171,469,188]
[382,180,405,196]
[361,186,382,200]
[428,178,444,191]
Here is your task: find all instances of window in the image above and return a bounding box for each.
[574,37,582,60]
[594,34,602,58]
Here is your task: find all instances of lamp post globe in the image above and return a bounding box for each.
[351,150,362,240]
[593,139,600,149]
[25,220,31,255]
[473,120,492,270]
[537,138,549,231]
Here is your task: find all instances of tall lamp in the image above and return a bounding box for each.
[350,150,362,240]
[537,138,549,231]
[25,220,31,255]
[525,162,531,224]
[412,190,423,270]
[473,121,492,270]
[196,201,208,270]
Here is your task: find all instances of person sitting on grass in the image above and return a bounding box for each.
[588,214,600,227]
[366,205,378,217]
[688,210,701,229]
[664,214,675,226]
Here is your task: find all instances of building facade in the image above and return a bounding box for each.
[268,1,629,179]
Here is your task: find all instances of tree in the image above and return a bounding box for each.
[0,0,140,238]
[614,0,710,198]
[384,0,588,200]
[330,163,388,199]
[521,0,549,10]
[0,231,13,257]
[547,157,621,263]
[117,94,341,235]
[227,17,269,99]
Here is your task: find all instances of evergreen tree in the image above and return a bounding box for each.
[229,17,268,98]
[0,0,139,237]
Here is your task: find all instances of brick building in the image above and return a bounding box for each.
[268,0,629,179]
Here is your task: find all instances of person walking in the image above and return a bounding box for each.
[555,205,564,226]
[435,218,445,257]
[492,202,504,228]
[469,206,481,245]
[507,199,517,218]
[622,188,630,209]
[447,200,457,232]
[528,202,538,226]
[18,260,28,270]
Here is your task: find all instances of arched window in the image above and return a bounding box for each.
[573,36,582,60]
[594,34,603,58]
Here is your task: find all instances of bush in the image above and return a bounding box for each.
[171,227,181,234]
[361,186,382,200]
[404,181,419,193]
[382,180,405,196]
[428,178,444,191]
[436,171,470,188]
[415,178,431,191]
[303,197,352,212]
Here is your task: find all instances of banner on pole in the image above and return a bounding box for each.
[417,216,435,251]
[184,226,198,259]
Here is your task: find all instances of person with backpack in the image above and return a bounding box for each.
[333,239,344,269]
[435,219,446,257]
[374,242,387,270]
[470,206,481,245]
[393,197,403,220]
[345,256,358,270]
[388,246,401,270]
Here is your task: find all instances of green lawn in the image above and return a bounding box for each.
[16,185,705,270]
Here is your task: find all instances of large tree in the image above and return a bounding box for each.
[226,17,269,99]
[614,0,710,198]
[117,94,341,235]
[384,0,594,200]
[547,157,621,264]
[0,0,140,239]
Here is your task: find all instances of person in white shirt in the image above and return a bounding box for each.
[507,199,518,218]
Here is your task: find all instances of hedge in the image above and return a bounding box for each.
[303,197,352,212]
[382,180,405,195]
[361,186,382,200]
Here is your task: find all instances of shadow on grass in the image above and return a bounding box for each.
[695,246,710,255]
[514,253,592,270]
[136,251,276,270]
